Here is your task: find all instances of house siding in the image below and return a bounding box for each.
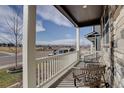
[101,6,124,87]
[113,6,124,87]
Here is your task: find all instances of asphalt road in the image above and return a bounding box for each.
[0,53,10,57]
[0,51,52,67]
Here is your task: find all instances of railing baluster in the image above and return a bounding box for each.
[47,59,49,79]
[56,57,58,72]
[58,56,60,71]
[37,63,40,86]
[46,61,47,81]
[41,62,43,84]
[43,61,45,83]
[44,61,46,82]
[54,58,56,75]
[48,59,50,79]
[47,60,49,80]
[54,58,56,74]
[61,56,63,68]
[53,58,55,75]
[46,59,48,78]
[50,58,52,77]
[49,59,52,78]
[59,56,62,70]
[56,57,58,73]
[60,56,61,69]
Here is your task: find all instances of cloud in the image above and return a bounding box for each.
[36,20,46,32]
[36,39,75,45]
[0,6,46,43]
[51,39,76,45]
[37,5,73,27]
[0,6,23,43]
[36,38,91,46]
[65,34,72,38]
[0,6,16,29]
[0,32,11,43]
[0,6,91,46]
[0,6,15,20]
[36,41,51,45]
[80,38,92,46]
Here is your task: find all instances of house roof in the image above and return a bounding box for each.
[84,31,100,42]
[55,5,104,27]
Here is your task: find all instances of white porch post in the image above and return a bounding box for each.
[90,43,93,54]
[76,27,80,61]
[23,5,36,88]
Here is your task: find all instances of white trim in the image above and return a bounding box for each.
[76,27,80,61]
[76,27,80,52]
[23,5,36,88]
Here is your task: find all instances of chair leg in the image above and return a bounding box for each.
[74,79,78,88]
[105,83,110,88]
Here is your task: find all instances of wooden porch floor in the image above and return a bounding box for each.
[52,61,85,88]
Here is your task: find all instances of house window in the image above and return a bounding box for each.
[103,6,109,51]
[105,22,109,44]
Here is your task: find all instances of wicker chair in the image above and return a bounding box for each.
[72,64,109,88]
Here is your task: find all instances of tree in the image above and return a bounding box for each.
[0,6,23,68]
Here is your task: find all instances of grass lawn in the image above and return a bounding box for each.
[0,69,22,88]
[0,47,22,53]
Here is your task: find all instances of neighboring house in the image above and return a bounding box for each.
[85,25,101,52]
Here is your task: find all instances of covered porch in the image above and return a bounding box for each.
[23,5,104,88]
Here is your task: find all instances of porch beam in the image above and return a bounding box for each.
[23,5,36,88]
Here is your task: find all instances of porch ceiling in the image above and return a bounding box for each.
[55,5,104,27]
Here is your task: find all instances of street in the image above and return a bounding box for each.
[0,51,52,68]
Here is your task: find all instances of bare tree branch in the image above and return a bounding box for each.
[2,6,23,68]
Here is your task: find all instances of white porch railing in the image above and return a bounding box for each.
[82,51,103,63]
[81,51,103,56]
[35,51,78,87]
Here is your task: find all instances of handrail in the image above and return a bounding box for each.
[36,51,76,62]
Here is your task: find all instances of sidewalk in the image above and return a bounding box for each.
[0,62,22,69]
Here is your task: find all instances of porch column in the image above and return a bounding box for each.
[23,5,36,88]
[90,43,93,53]
[76,27,80,61]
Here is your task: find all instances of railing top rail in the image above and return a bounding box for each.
[36,51,77,62]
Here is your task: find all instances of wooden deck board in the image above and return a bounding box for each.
[53,62,85,88]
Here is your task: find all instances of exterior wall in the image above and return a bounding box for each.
[112,6,124,87]
[101,6,112,86]
[101,6,124,87]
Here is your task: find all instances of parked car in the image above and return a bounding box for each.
[48,48,75,56]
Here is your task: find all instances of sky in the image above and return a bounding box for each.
[0,5,92,46]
